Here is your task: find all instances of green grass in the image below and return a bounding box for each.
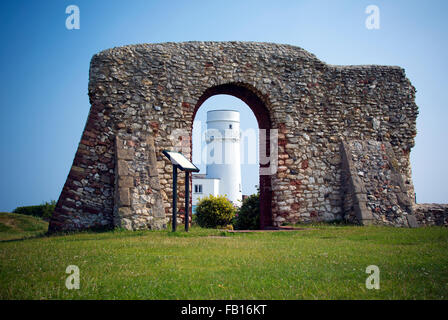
[0,212,48,240]
[0,216,447,299]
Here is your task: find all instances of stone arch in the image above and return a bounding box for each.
[48,41,419,232]
[192,82,273,228]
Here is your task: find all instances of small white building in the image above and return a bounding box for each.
[192,109,242,211]
[192,174,220,210]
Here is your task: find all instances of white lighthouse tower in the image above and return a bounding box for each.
[205,110,242,205]
[191,109,243,210]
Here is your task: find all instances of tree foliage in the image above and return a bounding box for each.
[12,200,56,221]
[234,193,260,230]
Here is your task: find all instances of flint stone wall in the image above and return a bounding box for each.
[49,41,418,232]
[341,140,417,227]
[414,204,448,226]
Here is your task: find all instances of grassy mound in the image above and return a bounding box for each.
[0,212,48,241]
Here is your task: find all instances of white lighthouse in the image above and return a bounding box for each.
[206,110,242,204]
[192,109,242,208]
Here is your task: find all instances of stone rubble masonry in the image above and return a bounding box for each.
[113,136,165,230]
[48,41,427,232]
[340,140,373,226]
[414,204,448,226]
[341,140,418,227]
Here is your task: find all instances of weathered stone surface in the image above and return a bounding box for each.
[118,176,133,188]
[117,206,132,217]
[414,204,448,226]
[111,135,165,230]
[48,41,421,232]
[341,139,416,227]
[407,215,419,228]
[117,148,134,160]
[117,188,130,206]
[117,160,129,176]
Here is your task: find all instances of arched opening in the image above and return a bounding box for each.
[191,83,273,229]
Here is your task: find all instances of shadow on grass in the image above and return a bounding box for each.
[1,226,137,243]
[0,231,49,243]
[281,219,355,228]
[27,224,234,242]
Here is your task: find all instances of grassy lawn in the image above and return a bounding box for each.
[0,213,447,299]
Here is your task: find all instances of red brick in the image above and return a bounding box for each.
[301,160,309,170]
[81,139,95,147]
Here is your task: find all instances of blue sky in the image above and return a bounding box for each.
[0,0,447,211]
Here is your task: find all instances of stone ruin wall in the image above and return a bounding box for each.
[341,140,417,227]
[49,41,423,232]
[414,204,448,226]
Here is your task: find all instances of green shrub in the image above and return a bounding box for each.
[194,194,236,228]
[234,193,260,230]
[12,200,56,221]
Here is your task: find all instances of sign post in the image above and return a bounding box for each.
[162,150,199,232]
[185,170,190,232]
[172,164,178,232]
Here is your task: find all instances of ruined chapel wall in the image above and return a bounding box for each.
[49,42,418,231]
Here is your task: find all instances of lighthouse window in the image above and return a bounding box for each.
[194,184,203,193]
[229,124,232,129]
